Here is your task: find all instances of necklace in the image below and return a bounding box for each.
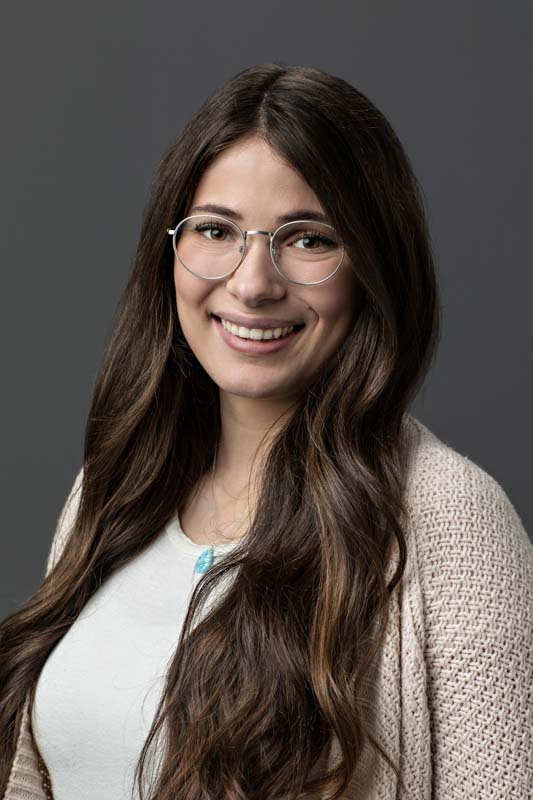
[194,447,250,575]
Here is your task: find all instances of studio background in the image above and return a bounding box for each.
[1,0,531,617]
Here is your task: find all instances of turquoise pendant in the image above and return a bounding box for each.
[195,547,214,574]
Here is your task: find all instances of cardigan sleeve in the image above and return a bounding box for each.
[45,465,84,577]
[414,458,532,799]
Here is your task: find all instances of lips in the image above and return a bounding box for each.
[212,314,305,335]
[210,312,305,330]
[211,314,305,355]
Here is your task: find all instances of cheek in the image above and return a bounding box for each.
[173,261,210,320]
[311,269,360,333]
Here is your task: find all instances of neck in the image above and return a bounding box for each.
[206,393,301,547]
[215,391,301,490]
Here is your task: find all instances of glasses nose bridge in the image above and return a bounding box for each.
[243,228,274,245]
[241,228,277,261]
[244,229,273,237]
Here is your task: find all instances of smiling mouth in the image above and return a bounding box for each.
[210,314,306,354]
[211,315,306,340]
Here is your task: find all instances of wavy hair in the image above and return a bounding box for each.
[0,63,440,799]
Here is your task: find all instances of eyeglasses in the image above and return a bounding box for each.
[166,214,346,286]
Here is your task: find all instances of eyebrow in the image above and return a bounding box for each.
[188,203,332,225]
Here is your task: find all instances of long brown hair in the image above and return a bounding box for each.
[0,63,440,799]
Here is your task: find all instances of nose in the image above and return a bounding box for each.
[225,231,286,303]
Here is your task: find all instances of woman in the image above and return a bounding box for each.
[1,63,531,800]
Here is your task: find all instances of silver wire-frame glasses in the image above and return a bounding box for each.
[166,213,346,286]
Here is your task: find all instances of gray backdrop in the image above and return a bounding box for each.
[1,0,531,616]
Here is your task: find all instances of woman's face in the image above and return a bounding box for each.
[173,135,360,403]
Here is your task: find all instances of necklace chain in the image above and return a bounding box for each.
[193,442,250,575]
[208,445,250,551]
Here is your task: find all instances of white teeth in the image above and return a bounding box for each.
[219,318,296,340]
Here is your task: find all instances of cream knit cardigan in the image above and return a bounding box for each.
[3,416,532,799]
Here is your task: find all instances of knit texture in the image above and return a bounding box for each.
[3,415,532,799]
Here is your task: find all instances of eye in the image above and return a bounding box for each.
[291,231,337,251]
[194,221,234,241]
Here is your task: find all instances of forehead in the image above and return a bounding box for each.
[187,137,328,224]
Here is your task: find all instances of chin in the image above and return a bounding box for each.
[209,369,279,396]
[217,381,277,399]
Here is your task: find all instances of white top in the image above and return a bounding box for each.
[31,514,241,800]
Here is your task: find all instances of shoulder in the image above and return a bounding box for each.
[403,414,529,546]
[401,413,532,631]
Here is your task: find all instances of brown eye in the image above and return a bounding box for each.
[195,222,233,241]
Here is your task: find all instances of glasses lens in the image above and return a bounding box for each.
[272,221,344,284]
[174,215,244,279]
